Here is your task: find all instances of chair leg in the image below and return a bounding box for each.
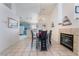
[31,39,33,49]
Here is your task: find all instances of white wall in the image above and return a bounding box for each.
[62,3,75,27]
[0,4,19,53]
[51,4,59,42]
[74,3,79,27]
[52,3,79,42]
[52,3,75,42]
[58,3,79,28]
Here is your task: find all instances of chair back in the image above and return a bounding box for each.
[31,30,33,48]
[49,30,52,45]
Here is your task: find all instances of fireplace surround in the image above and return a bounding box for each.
[60,33,73,51]
[59,27,79,55]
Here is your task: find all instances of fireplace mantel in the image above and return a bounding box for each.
[59,27,79,55]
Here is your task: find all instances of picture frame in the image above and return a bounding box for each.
[8,17,18,28]
[75,6,79,13]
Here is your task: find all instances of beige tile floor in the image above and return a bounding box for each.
[0,38,76,56]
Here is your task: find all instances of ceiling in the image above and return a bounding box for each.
[14,3,57,24]
[15,3,40,18]
[15,3,57,18]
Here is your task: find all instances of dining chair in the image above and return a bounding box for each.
[40,31,48,51]
[31,30,37,49]
[31,30,33,48]
[49,30,52,45]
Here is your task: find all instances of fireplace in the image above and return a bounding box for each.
[60,33,73,51]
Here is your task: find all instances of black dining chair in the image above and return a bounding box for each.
[40,31,48,51]
[49,30,52,45]
[31,30,33,48]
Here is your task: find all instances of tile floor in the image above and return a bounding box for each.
[0,38,76,56]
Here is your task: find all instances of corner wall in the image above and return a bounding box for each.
[52,3,76,42]
[0,4,19,53]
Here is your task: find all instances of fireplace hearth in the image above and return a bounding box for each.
[60,33,73,51]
